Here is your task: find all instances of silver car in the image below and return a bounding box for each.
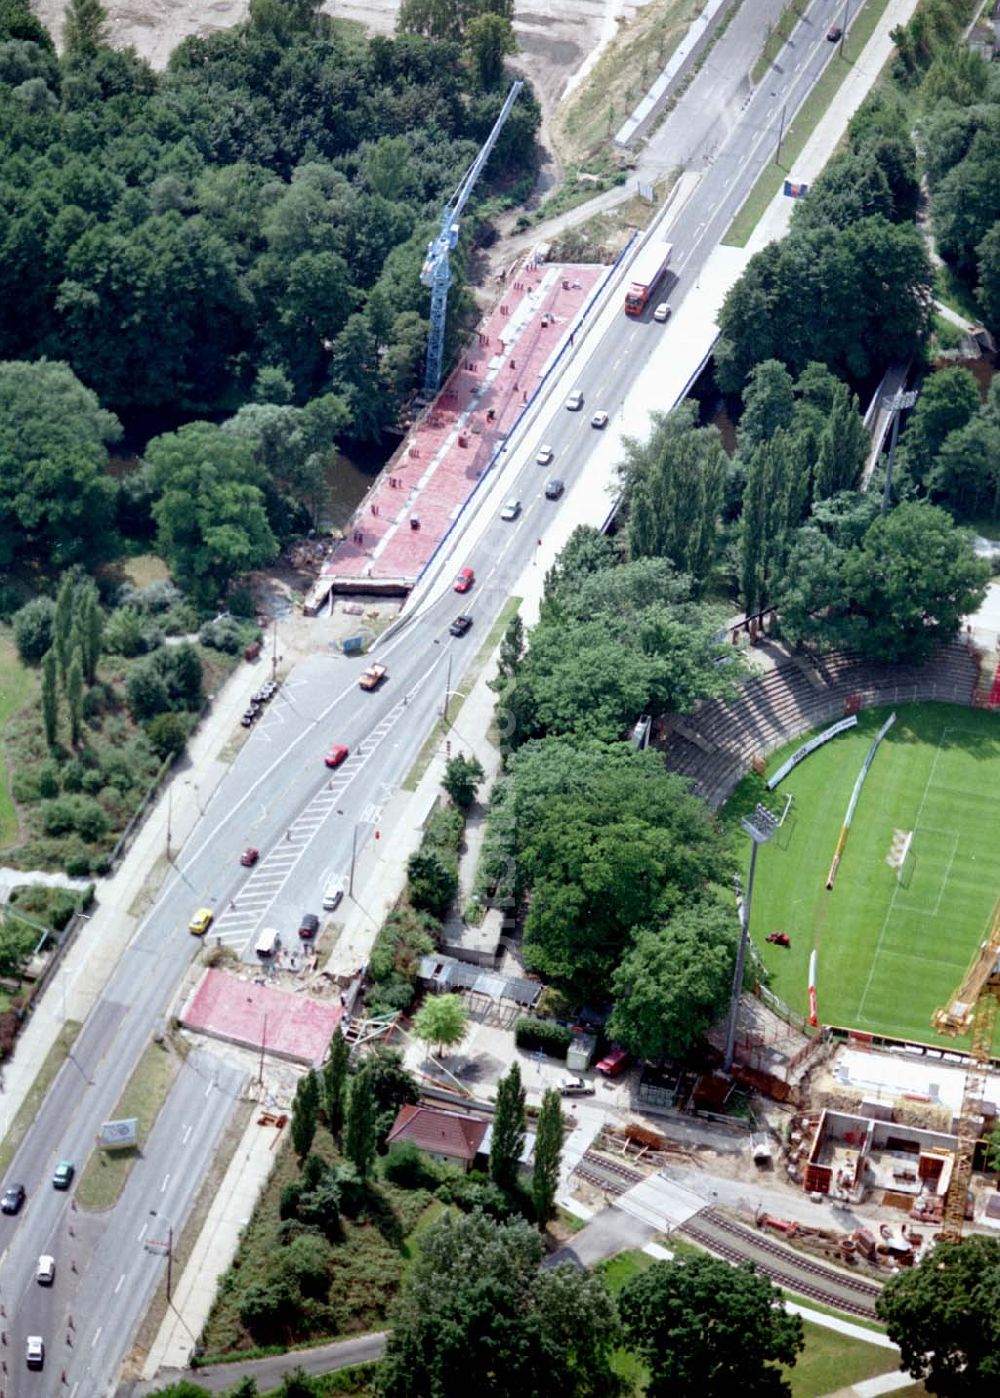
[500,499,522,521]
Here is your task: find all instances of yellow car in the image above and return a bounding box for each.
[188,907,214,936]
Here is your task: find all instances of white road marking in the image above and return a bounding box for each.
[114,1273,125,1295]
[137,1223,147,1241]
[182,1125,192,1145]
[161,1173,170,1193]
[92,1325,102,1348]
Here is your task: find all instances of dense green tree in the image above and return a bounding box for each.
[363,1045,420,1144]
[66,654,84,748]
[779,502,989,660]
[54,575,75,685]
[715,219,932,393]
[620,402,726,583]
[608,900,739,1062]
[442,752,485,808]
[125,660,170,723]
[41,649,58,749]
[344,1065,377,1178]
[490,1062,526,1193]
[496,612,525,682]
[12,597,55,666]
[323,1026,350,1139]
[144,422,277,606]
[77,584,103,685]
[465,13,516,88]
[406,848,458,918]
[145,712,188,761]
[378,1211,621,1398]
[0,361,119,568]
[933,130,1000,277]
[793,150,895,232]
[618,1254,804,1397]
[290,1068,319,1158]
[813,381,868,502]
[531,1088,563,1228]
[738,359,795,448]
[63,0,107,58]
[411,993,468,1057]
[876,1235,1000,1394]
[929,416,1000,519]
[900,367,981,489]
[976,220,1000,334]
[738,429,809,613]
[494,741,728,996]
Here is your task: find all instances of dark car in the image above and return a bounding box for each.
[450,614,473,637]
[544,479,564,500]
[324,744,349,769]
[240,847,260,867]
[299,912,320,940]
[1,1183,26,1214]
[826,24,842,40]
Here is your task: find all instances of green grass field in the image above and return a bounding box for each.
[741,704,1000,1047]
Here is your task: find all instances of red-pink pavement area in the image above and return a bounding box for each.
[181,968,342,1065]
[314,261,605,599]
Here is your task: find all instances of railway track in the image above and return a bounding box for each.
[680,1208,882,1318]
[573,1150,645,1195]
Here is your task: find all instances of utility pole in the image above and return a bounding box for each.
[775,102,787,166]
[165,785,172,862]
[839,1,849,57]
[259,1014,267,1087]
[442,654,453,724]
[270,618,278,682]
[167,1223,173,1302]
[348,825,359,898]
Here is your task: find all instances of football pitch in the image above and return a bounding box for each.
[742,703,1000,1048]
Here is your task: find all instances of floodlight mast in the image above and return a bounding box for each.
[420,80,523,396]
[723,805,779,1074]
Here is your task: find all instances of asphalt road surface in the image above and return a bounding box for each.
[0,6,854,1390]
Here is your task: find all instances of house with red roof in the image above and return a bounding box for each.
[386,1104,490,1172]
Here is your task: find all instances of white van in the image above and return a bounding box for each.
[255,927,281,959]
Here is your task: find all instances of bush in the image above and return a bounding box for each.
[37,760,60,798]
[103,606,163,657]
[199,616,244,654]
[162,601,200,635]
[227,588,257,619]
[514,1017,573,1057]
[382,1141,440,1190]
[146,711,188,760]
[117,579,183,614]
[41,795,108,842]
[12,596,55,664]
[64,852,92,877]
[11,769,41,803]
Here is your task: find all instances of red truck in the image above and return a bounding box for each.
[624,240,673,317]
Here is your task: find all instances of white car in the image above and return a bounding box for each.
[558,1076,596,1097]
[500,499,522,521]
[590,410,609,429]
[36,1255,55,1286]
[565,390,584,411]
[653,302,672,323]
[536,444,554,465]
[26,1335,44,1369]
[322,878,346,911]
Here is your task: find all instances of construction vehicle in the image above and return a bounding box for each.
[358,663,387,691]
[624,240,673,317]
[931,895,1000,1240]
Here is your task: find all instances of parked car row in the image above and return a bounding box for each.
[241,678,280,728]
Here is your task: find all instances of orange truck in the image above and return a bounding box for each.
[359,664,387,691]
[624,239,673,317]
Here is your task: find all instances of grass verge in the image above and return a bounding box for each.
[0,1019,82,1175]
[752,1,807,86]
[75,1037,180,1210]
[261,1365,378,1396]
[782,1319,901,1397]
[401,597,521,792]
[0,630,36,847]
[723,0,891,248]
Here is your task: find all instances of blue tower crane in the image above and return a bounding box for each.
[420,79,523,397]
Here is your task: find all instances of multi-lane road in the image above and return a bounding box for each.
[0,5,857,1390]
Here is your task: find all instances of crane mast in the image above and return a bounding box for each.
[932,896,1000,1240]
[420,80,523,396]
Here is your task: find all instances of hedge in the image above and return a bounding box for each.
[514,1017,573,1057]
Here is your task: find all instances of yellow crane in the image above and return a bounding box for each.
[931,896,1000,1240]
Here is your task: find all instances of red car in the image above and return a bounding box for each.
[240,847,260,867]
[453,567,475,594]
[324,744,349,769]
[596,1046,632,1078]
